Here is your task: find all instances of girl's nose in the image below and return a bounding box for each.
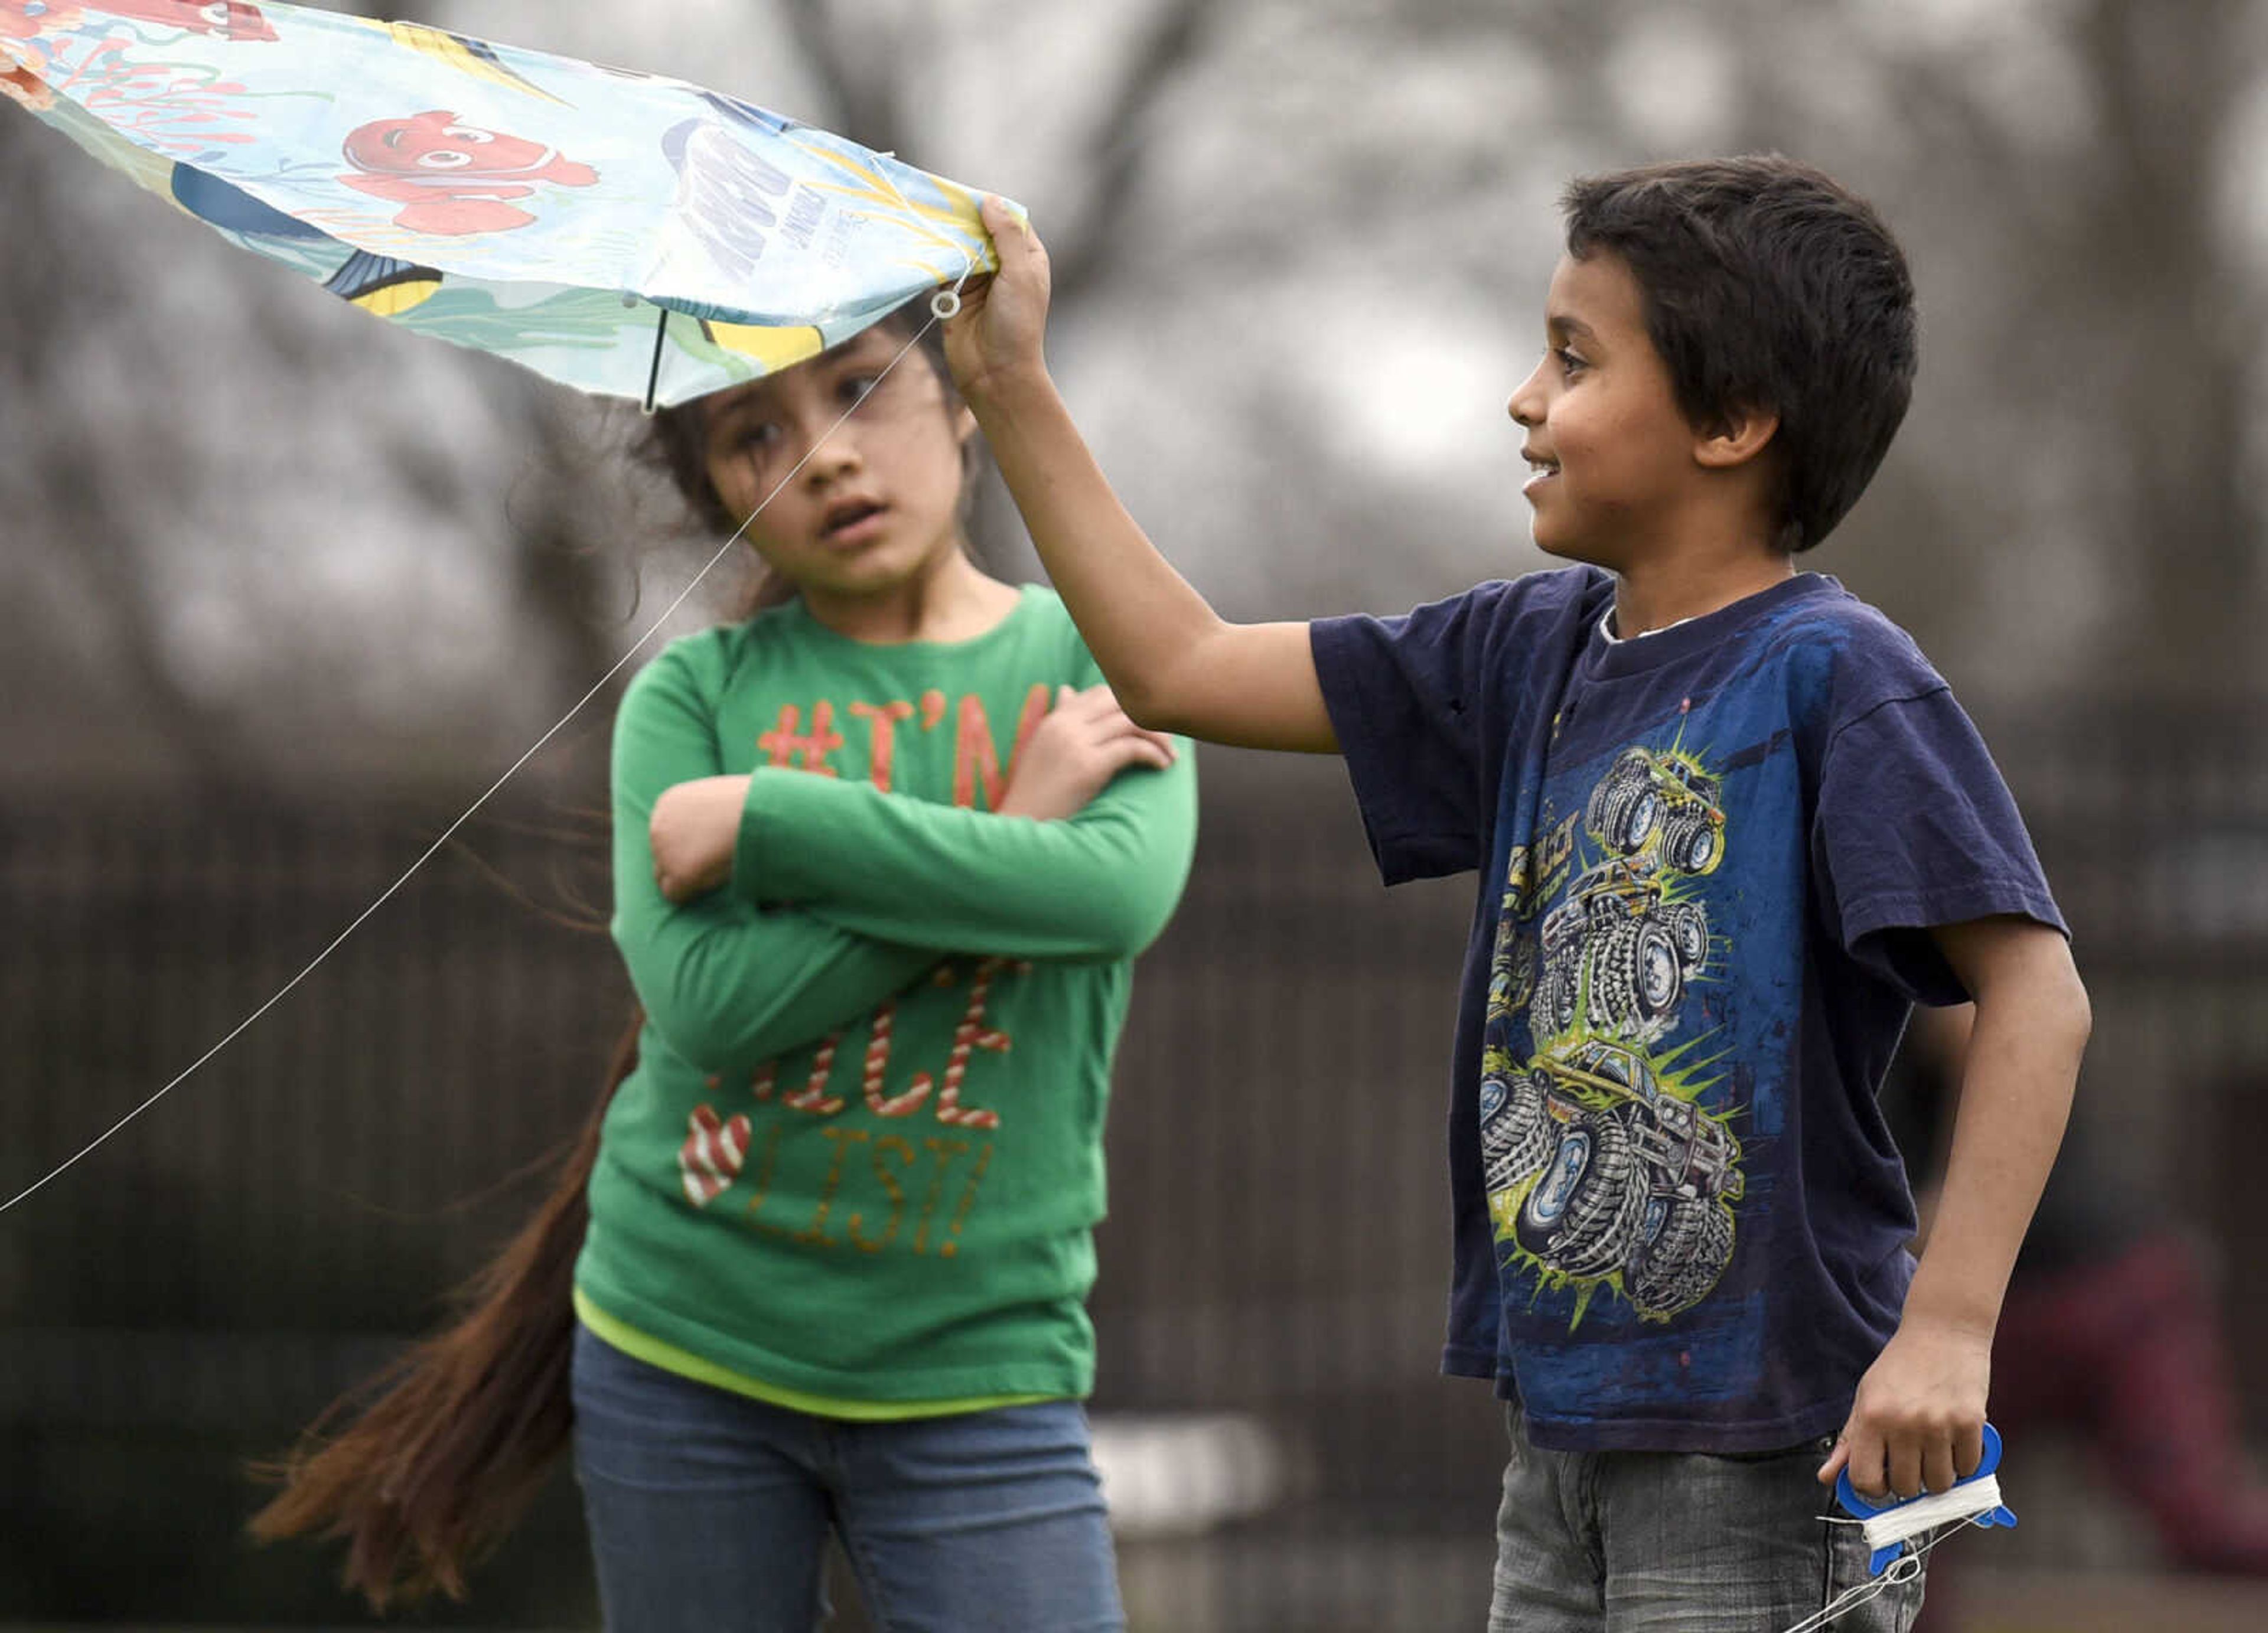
[799,422,862,483]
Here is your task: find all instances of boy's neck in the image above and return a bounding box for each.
[1609,550,1798,638]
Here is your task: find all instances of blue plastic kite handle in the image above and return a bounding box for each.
[1834,1422,2019,1577]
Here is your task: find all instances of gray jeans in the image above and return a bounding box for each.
[1490,1405,1926,1632]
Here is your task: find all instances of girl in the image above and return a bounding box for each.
[253,301,1197,1633]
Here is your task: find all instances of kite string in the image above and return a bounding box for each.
[1774,1512,1985,1633]
[0,309,949,1218]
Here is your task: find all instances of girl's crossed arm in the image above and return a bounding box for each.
[943,199,1339,755]
[614,648,942,1075]
[649,684,1197,964]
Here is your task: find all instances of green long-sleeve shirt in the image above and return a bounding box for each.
[575,586,1197,1407]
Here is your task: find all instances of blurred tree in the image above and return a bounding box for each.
[0,0,2262,799]
[1720,0,2267,696]
[0,0,613,797]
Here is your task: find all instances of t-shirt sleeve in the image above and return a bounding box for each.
[729,744,1197,963]
[1309,583,1508,885]
[1811,686,2067,1004]
[610,642,941,1074]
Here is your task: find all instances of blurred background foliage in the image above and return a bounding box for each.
[4,1,2267,1628]
[5,0,2264,798]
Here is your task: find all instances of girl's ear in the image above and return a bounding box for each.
[953,401,979,447]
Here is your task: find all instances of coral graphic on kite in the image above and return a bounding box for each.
[1,1,77,107]
[1480,738,1745,1322]
[340,109,597,236]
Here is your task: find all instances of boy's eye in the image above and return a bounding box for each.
[1555,347,1588,376]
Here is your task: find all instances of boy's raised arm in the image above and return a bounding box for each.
[946,198,1339,754]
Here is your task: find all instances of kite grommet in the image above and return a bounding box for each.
[930,288,962,320]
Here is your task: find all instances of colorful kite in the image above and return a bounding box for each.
[1,0,1005,406]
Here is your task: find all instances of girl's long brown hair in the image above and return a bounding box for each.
[247,1011,639,1606]
[245,379,774,1609]
[247,301,973,1607]
[245,397,730,1608]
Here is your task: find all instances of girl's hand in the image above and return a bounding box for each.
[996,685,1177,822]
[943,195,1052,407]
[650,775,751,903]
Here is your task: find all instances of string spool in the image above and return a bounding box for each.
[1858,1476,2006,1556]
[1834,1421,2018,1578]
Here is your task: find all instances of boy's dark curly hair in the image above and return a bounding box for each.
[1562,155,1918,554]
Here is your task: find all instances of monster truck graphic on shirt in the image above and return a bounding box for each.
[1585,744,1727,875]
[1481,1038,1742,1318]
[1531,858,1709,1043]
[1480,734,1746,1324]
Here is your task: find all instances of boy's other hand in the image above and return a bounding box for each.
[943,195,1052,406]
[1817,1314,1989,1501]
[995,685,1177,822]
[651,774,751,902]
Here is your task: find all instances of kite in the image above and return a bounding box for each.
[0,0,1018,1218]
[0,0,1005,406]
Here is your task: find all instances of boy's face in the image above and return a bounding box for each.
[1507,250,1705,570]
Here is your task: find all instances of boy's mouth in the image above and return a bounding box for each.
[1521,449,1561,496]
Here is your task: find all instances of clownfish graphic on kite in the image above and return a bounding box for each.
[1,0,1011,406]
[4,1,276,45]
[107,0,276,40]
[338,109,598,237]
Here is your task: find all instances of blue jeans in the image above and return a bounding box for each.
[1490,1404,1927,1632]
[570,1325,1123,1632]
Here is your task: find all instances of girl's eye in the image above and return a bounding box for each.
[839,373,882,406]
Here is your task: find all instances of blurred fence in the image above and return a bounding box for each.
[4,711,2267,1629]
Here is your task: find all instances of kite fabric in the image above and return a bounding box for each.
[0,0,1007,406]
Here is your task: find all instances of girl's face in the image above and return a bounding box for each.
[700,324,976,601]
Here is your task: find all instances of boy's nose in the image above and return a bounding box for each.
[1507,358,1548,427]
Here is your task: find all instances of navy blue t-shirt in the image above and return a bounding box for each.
[1311,567,2064,1454]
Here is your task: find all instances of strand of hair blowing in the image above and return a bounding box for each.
[246,1008,643,1607]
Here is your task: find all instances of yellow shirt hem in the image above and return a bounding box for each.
[572,1288,1065,1422]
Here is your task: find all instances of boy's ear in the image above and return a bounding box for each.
[953,401,979,446]
[1693,402,1780,471]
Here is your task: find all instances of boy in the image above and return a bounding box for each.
[944,156,2089,1628]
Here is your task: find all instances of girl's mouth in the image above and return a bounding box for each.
[820,499,888,545]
